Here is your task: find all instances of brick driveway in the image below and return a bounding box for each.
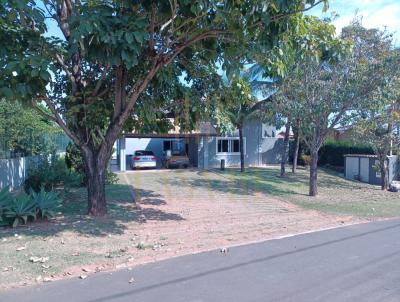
[120,169,361,259]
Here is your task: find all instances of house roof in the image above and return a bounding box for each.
[344,154,378,158]
[123,133,217,139]
[344,154,398,158]
[123,121,218,139]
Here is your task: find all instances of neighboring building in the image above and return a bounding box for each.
[344,154,399,185]
[113,119,283,171]
[328,126,354,142]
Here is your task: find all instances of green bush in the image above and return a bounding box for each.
[30,187,61,219]
[4,195,37,228]
[24,156,70,193]
[1,186,62,227]
[65,142,85,177]
[64,171,84,190]
[318,139,374,167]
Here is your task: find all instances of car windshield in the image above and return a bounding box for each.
[135,150,154,156]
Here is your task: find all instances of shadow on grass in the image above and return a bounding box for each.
[192,167,366,197]
[160,168,302,197]
[0,184,183,239]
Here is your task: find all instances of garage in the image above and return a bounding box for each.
[112,133,212,171]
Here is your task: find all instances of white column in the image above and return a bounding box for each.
[203,136,209,169]
[119,137,126,172]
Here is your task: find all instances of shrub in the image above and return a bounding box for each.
[318,139,374,167]
[1,185,63,228]
[24,156,69,193]
[4,195,37,227]
[65,142,85,177]
[106,170,119,185]
[64,171,84,190]
[30,187,61,219]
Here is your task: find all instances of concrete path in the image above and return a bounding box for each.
[3,219,400,302]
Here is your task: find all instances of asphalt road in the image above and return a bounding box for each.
[3,219,400,302]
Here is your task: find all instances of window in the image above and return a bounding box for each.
[262,124,276,138]
[135,150,154,156]
[216,138,245,154]
[163,139,186,155]
[163,141,172,152]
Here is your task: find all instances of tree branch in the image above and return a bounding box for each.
[164,30,229,65]
[41,97,82,147]
[92,65,110,96]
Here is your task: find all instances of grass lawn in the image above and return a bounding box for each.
[0,166,399,290]
[214,167,400,218]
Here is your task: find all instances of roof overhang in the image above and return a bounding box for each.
[123,133,217,139]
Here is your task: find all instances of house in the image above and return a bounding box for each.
[328,126,354,142]
[113,118,283,171]
[344,154,399,185]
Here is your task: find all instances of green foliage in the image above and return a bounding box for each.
[64,171,85,190]
[105,170,119,185]
[0,99,61,157]
[30,187,61,219]
[318,139,374,167]
[213,76,271,134]
[0,0,330,213]
[0,186,62,227]
[24,156,69,193]
[4,195,36,228]
[65,142,85,176]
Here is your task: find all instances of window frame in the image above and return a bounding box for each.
[216,137,246,155]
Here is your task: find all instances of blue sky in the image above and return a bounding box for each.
[308,0,400,44]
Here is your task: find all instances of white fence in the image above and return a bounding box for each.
[0,156,43,191]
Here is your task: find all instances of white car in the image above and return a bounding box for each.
[131,150,157,169]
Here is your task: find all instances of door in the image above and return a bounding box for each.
[345,157,359,180]
[360,157,369,182]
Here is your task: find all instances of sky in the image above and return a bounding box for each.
[44,1,400,44]
[307,0,400,45]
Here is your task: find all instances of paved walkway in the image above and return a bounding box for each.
[3,219,400,302]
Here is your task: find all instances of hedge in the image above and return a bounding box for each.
[318,139,374,167]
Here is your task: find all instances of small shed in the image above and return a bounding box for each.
[344,154,398,185]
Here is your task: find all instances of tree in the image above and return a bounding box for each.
[0,0,327,215]
[269,16,344,176]
[275,19,389,196]
[353,51,400,190]
[214,77,270,172]
[0,99,61,157]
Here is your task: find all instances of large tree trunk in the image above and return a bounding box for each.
[239,126,245,172]
[292,120,300,174]
[379,157,389,191]
[280,120,291,177]
[309,149,318,196]
[83,147,111,216]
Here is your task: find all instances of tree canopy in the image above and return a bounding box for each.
[0,0,328,215]
[0,99,62,158]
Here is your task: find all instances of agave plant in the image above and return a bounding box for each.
[30,187,61,219]
[4,195,36,227]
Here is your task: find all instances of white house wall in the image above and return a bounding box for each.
[198,119,282,169]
